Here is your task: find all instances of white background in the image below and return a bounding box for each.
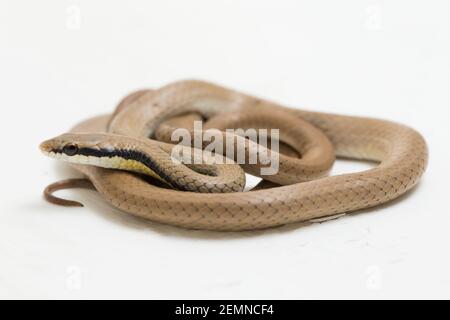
[1,0,449,299]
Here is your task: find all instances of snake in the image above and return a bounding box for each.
[40,80,428,231]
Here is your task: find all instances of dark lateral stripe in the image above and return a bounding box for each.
[55,147,184,190]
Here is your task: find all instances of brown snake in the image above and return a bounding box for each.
[40,80,428,231]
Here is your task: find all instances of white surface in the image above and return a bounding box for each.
[1,0,449,299]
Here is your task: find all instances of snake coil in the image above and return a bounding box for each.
[40,80,428,231]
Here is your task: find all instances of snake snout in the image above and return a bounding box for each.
[39,135,73,155]
[39,139,54,153]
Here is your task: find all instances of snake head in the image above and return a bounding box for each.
[40,133,169,183]
[39,133,119,162]
[39,133,161,177]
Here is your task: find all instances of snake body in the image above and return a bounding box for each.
[41,80,428,231]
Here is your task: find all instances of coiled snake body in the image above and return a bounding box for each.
[40,80,428,231]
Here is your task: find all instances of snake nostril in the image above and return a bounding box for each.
[63,144,79,156]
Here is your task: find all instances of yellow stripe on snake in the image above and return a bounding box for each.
[40,80,428,231]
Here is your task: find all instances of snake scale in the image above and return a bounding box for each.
[40,80,428,231]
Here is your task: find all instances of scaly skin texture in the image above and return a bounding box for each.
[46,80,428,231]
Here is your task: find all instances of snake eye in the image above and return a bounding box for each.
[63,144,79,156]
